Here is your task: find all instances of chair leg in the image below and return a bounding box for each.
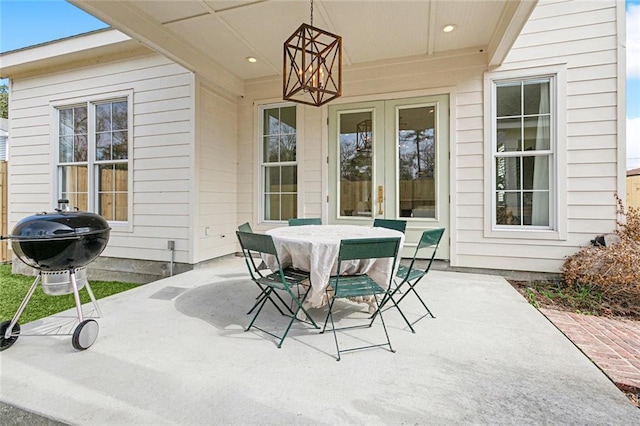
[372,296,395,354]
[374,279,431,333]
[372,290,416,333]
[248,286,319,348]
[246,288,270,331]
[322,298,341,361]
[290,289,319,330]
[248,285,293,317]
[406,282,435,320]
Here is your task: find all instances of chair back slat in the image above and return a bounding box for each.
[236,231,278,256]
[338,237,400,262]
[403,228,445,276]
[372,218,407,233]
[238,222,253,233]
[418,228,445,250]
[288,218,322,226]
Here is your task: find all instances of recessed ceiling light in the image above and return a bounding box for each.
[442,24,456,33]
[246,56,257,63]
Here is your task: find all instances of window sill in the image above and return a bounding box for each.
[108,222,132,233]
[484,227,566,241]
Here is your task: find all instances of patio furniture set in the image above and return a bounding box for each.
[236,219,444,361]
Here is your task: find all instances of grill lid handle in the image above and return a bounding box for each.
[56,199,70,212]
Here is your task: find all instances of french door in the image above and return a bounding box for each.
[328,95,449,258]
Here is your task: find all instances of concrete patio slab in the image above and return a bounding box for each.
[1,256,639,425]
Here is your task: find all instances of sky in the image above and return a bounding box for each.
[0,0,639,169]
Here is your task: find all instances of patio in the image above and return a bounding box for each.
[1,256,639,425]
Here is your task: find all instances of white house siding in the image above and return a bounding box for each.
[456,0,622,272]
[8,53,195,267]
[239,0,622,274]
[194,79,239,263]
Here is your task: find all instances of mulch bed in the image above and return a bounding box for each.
[508,280,640,320]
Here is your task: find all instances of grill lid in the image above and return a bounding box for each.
[9,211,108,241]
[7,201,111,271]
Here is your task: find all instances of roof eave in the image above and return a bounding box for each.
[0,29,136,79]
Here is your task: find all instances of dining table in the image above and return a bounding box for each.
[263,224,405,310]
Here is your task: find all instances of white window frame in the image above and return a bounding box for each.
[51,90,133,232]
[483,65,567,240]
[257,102,300,224]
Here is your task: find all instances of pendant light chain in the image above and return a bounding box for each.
[310,0,313,28]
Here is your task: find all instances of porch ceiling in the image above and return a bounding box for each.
[69,0,538,97]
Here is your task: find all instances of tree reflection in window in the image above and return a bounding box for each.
[399,127,434,180]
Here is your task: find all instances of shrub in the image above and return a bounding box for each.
[561,195,640,312]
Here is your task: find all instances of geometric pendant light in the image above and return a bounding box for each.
[283,0,342,106]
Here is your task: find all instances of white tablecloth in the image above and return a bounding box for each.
[264,225,404,308]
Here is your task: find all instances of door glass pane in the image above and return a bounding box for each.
[339,111,372,217]
[398,106,436,218]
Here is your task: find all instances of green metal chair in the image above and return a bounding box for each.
[288,218,322,226]
[236,231,319,348]
[321,237,402,361]
[376,228,445,333]
[373,218,407,233]
[236,223,282,314]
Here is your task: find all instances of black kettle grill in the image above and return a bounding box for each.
[1,200,111,351]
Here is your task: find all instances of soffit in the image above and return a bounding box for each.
[68,0,538,96]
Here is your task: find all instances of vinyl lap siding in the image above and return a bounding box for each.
[456,0,621,272]
[195,81,238,263]
[8,54,194,263]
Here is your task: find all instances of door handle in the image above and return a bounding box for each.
[377,185,384,215]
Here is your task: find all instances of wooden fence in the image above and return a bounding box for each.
[0,161,8,262]
[628,175,640,209]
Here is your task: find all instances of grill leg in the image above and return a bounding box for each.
[84,281,103,318]
[4,274,41,340]
[69,270,84,323]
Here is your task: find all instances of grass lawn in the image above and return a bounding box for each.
[0,264,139,324]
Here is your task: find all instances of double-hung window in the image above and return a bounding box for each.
[259,104,298,222]
[57,97,130,223]
[493,76,554,229]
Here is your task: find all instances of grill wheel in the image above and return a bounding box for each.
[0,321,21,351]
